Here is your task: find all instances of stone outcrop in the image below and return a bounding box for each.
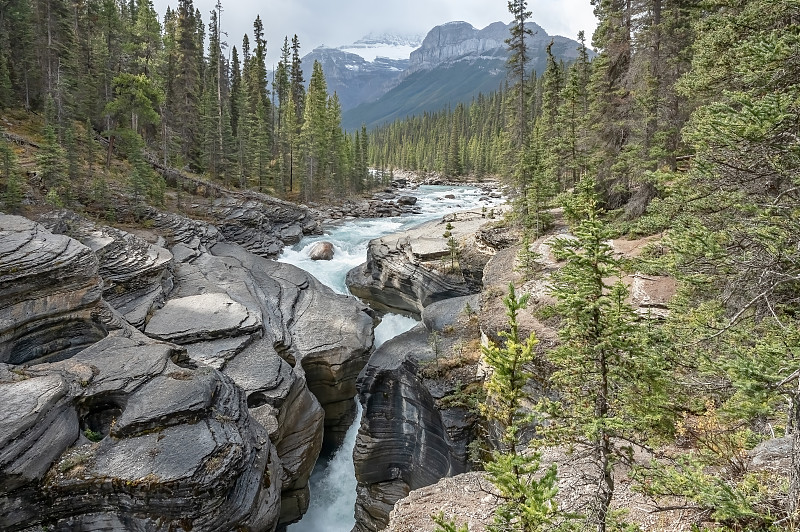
[313,190,423,222]
[212,197,319,257]
[144,194,320,259]
[38,211,174,330]
[354,295,482,532]
[1,195,375,530]
[0,215,106,365]
[145,292,262,343]
[386,472,498,532]
[354,324,459,532]
[207,242,374,452]
[406,20,583,75]
[346,210,499,317]
[1,331,283,532]
[159,237,372,522]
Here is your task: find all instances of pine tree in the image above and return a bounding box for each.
[0,51,12,109]
[482,284,559,532]
[654,0,800,523]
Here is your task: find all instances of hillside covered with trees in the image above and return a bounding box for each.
[372,0,800,530]
[0,0,374,215]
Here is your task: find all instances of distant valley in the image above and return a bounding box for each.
[299,21,590,131]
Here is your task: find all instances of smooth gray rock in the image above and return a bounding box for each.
[145,292,262,343]
[185,334,254,369]
[354,323,462,532]
[224,339,325,525]
[159,240,371,524]
[422,295,480,333]
[397,195,418,206]
[0,374,79,492]
[112,369,218,438]
[346,232,473,318]
[210,242,374,452]
[1,332,282,532]
[0,215,105,365]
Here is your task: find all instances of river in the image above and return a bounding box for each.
[281,184,502,532]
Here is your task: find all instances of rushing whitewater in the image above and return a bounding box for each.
[283,184,501,531]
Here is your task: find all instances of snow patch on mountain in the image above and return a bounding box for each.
[337,31,424,62]
[338,44,419,62]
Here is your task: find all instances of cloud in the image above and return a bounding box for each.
[152,0,597,65]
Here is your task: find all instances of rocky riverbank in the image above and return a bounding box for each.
[0,192,373,531]
[345,205,694,531]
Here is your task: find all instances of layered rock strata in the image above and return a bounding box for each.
[0,202,375,530]
[146,231,372,523]
[0,215,106,365]
[38,211,174,330]
[346,211,500,317]
[1,332,283,532]
[354,295,482,532]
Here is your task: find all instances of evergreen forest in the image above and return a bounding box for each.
[398,0,799,530]
[0,0,373,213]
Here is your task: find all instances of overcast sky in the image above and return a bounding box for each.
[151,0,598,66]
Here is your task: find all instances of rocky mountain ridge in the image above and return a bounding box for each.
[340,21,589,130]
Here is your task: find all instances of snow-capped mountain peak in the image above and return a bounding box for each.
[337,31,424,62]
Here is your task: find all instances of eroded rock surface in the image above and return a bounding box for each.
[346,211,498,317]
[1,333,282,532]
[0,215,106,365]
[38,211,174,329]
[1,199,373,530]
[145,292,262,343]
[208,242,374,452]
[354,295,482,532]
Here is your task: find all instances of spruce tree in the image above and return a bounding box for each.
[545,176,665,532]
[299,60,329,200]
[290,34,305,124]
[482,284,559,532]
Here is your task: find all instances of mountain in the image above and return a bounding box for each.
[340,21,589,131]
[339,32,425,62]
[299,32,423,112]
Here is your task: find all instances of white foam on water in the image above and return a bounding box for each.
[282,184,503,530]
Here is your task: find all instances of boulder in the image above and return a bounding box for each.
[397,195,418,206]
[309,241,335,261]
